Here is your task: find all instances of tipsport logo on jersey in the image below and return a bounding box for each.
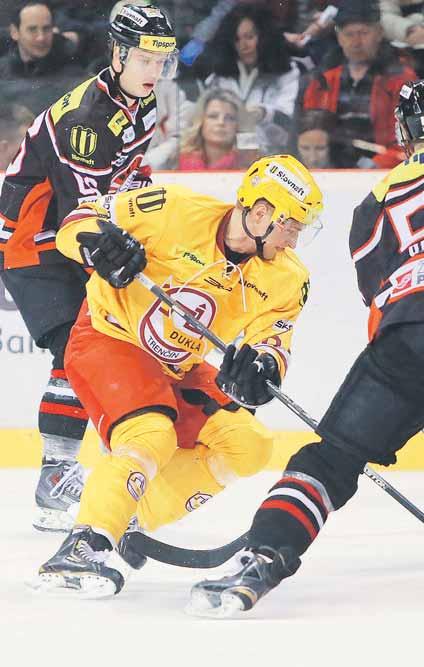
[139,284,217,364]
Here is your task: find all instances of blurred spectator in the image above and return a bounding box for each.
[179,0,297,67]
[299,1,416,167]
[144,78,192,169]
[380,0,424,44]
[0,102,34,171]
[201,5,300,154]
[51,0,119,66]
[0,1,85,114]
[178,89,255,169]
[294,109,338,168]
[284,3,339,66]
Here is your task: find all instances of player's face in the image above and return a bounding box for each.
[297,129,331,169]
[120,48,168,97]
[263,218,305,260]
[336,22,383,65]
[235,18,258,67]
[11,4,54,62]
[201,99,238,149]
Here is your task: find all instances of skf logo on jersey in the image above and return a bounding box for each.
[272,319,293,334]
[127,471,146,501]
[185,492,213,512]
[70,126,98,157]
[136,188,166,213]
[265,162,310,202]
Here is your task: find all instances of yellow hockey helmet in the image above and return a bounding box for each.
[237,155,323,225]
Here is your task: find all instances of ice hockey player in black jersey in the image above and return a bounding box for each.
[187,79,424,618]
[0,4,178,533]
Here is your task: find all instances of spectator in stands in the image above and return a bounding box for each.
[298,1,416,167]
[144,77,192,169]
[178,89,255,170]
[380,0,424,45]
[0,1,85,114]
[201,4,300,155]
[284,2,339,66]
[0,102,34,171]
[294,109,337,169]
[51,0,119,67]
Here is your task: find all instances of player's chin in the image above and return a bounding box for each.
[140,84,155,96]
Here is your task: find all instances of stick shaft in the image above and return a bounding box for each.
[136,273,424,524]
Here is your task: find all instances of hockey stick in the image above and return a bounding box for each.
[136,271,424,524]
[128,531,249,568]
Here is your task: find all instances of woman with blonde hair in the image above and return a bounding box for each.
[178,89,255,170]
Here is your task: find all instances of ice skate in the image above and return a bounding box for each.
[117,515,148,570]
[33,458,85,533]
[186,547,300,618]
[30,526,125,598]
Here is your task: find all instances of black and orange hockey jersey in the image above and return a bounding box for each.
[0,68,157,270]
[350,149,424,340]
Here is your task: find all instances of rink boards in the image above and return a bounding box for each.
[1,170,424,469]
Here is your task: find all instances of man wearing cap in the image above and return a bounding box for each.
[299,0,416,167]
[0,4,178,533]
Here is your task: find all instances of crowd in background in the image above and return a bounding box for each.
[0,0,423,171]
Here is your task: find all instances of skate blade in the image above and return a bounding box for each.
[185,589,244,619]
[33,506,79,533]
[26,572,117,599]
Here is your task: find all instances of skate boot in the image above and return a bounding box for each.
[33,458,85,533]
[186,547,301,618]
[31,526,125,598]
[117,515,148,570]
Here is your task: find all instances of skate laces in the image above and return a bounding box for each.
[49,462,84,500]
[76,539,110,564]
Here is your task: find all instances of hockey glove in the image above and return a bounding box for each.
[215,343,280,408]
[108,158,152,194]
[77,220,146,288]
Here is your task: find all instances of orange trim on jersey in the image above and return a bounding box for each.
[260,499,318,540]
[352,210,384,262]
[3,178,54,269]
[368,301,383,341]
[40,402,88,419]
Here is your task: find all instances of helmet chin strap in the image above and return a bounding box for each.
[241,208,275,259]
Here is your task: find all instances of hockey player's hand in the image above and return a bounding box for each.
[77,220,146,288]
[216,343,280,408]
[109,159,152,194]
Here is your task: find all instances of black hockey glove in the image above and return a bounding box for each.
[215,343,280,408]
[77,220,146,288]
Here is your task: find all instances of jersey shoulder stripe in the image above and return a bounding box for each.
[50,77,96,125]
[372,152,424,202]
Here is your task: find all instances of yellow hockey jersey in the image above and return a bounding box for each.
[57,184,310,379]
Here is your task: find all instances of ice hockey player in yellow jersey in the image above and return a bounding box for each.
[32,155,323,598]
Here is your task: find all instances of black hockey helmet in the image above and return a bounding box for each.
[110,4,176,54]
[395,79,424,156]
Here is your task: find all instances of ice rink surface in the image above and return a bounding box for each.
[1,468,423,667]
